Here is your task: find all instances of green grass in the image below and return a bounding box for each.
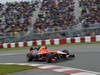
[0,64,36,75]
[0,42,100,51]
[0,46,30,51]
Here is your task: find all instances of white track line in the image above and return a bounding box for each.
[71,72,98,75]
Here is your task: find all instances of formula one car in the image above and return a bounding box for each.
[26,46,75,63]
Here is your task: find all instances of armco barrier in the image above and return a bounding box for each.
[0,35,100,48]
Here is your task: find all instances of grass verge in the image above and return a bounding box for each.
[0,64,36,75]
[0,42,100,51]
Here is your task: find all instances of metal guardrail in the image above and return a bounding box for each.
[0,27,100,44]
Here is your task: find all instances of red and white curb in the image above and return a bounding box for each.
[0,63,100,75]
[0,35,100,48]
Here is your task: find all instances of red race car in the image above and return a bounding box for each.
[26,46,75,63]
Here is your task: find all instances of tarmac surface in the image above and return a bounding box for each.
[0,44,100,75]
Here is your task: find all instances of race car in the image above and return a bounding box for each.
[26,46,75,63]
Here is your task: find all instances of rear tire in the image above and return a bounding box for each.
[26,54,33,62]
[27,58,33,62]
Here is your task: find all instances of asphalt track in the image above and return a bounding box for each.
[0,44,100,75]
